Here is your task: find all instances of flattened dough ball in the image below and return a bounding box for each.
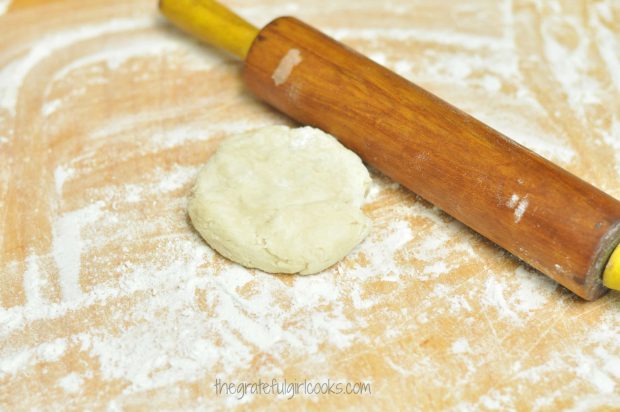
[188,125,371,274]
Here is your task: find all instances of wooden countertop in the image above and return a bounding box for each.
[1,0,619,410]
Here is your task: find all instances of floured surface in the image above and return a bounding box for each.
[1,0,619,410]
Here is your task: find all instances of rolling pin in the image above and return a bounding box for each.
[159,0,620,300]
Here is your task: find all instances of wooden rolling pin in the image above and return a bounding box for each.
[159,0,620,300]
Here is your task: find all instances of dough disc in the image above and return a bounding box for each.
[188,125,371,274]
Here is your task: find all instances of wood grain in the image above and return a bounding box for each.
[1,0,620,410]
[244,17,620,301]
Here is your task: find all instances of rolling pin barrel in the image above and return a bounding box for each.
[243,17,620,300]
[159,0,620,300]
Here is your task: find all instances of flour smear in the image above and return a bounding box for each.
[1,0,620,410]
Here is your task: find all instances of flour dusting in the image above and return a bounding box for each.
[0,0,10,15]
[1,0,620,410]
[52,203,104,302]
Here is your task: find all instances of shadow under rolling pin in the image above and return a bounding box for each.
[159,0,620,300]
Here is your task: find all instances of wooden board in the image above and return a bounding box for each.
[1,0,620,409]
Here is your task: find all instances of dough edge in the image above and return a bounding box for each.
[188,125,371,275]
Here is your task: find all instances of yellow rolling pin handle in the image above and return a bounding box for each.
[159,0,259,59]
[603,245,620,291]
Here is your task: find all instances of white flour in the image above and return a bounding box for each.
[0,0,619,409]
[52,202,103,301]
[0,0,10,16]
[0,18,153,115]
